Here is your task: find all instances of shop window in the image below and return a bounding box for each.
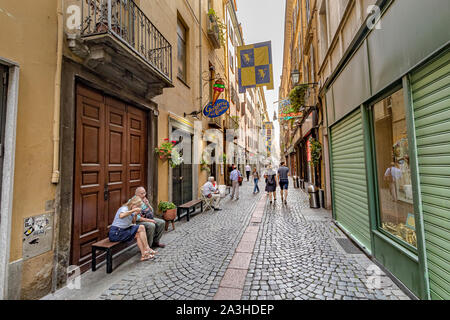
[372,89,417,248]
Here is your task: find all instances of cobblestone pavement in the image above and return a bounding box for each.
[240,187,410,300]
[99,181,263,300]
[86,179,409,300]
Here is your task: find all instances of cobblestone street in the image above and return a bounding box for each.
[45,179,410,300]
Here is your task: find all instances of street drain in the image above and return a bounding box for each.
[250,222,261,226]
[335,238,364,254]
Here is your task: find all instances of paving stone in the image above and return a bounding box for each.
[83,180,410,301]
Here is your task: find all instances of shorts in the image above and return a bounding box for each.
[109,225,139,242]
[279,179,289,190]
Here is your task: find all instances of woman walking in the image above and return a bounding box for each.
[109,197,157,261]
[252,167,260,194]
[264,165,277,204]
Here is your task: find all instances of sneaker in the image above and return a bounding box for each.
[269,200,272,204]
[284,200,287,205]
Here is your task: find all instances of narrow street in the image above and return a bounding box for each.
[45,180,410,301]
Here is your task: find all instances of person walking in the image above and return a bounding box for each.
[245,164,251,181]
[278,162,290,205]
[252,167,260,194]
[264,165,277,204]
[230,164,242,200]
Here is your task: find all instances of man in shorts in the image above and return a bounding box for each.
[278,162,290,205]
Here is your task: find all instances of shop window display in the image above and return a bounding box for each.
[373,89,417,247]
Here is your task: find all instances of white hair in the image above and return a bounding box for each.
[135,186,146,194]
[208,176,214,182]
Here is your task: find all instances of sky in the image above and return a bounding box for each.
[236,0,285,162]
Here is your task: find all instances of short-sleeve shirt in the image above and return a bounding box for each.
[230,169,241,181]
[111,206,134,228]
[278,166,289,180]
[245,165,251,172]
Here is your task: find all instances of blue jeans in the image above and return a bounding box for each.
[253,178,260,193]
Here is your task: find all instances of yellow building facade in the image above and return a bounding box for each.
[0,0,237,300]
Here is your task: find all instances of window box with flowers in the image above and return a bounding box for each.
[155,139,184,168]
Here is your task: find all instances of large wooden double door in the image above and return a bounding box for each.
[71,84,147,270]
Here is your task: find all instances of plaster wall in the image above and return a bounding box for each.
[0,0,58,299]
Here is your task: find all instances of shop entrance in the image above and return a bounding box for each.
[71,84,148,271]
[171,128,193,206]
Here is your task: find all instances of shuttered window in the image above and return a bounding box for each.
[411,49,450,300]
[331,109,372,252]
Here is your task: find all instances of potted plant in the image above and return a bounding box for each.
[310,139,322,167]
[207,9,226,48]
[158,201,177,231]
[200,157,211,174]
[289,84,309,112]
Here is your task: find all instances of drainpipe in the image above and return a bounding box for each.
[199,0,202,112]
[52,0,64,184]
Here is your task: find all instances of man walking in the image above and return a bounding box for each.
[245,163,251,181]
[278,162,290,205]
[230,164,242,200]
[133,187,166,248]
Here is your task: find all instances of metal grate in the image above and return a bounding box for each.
[335,238,364,254]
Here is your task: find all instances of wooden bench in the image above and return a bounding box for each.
[177,199,203,222]
[91,238,135,274]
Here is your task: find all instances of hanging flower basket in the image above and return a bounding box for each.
[155,139,184,168]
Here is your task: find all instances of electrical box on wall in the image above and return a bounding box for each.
[22,213,54,260]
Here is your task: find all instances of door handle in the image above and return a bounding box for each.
[104,185,109,201]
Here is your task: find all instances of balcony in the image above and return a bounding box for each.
[68,0,173,99]
[207,12,222,49]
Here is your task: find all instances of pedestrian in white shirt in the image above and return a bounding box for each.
[230,165,242,200]
[245,164,251,181]
[202,177,222,210]
[384,162,402,201]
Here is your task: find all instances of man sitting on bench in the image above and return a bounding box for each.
[133,187,166,249]
[109,197,156,261]
[202,177,222,211]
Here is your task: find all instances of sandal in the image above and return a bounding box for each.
[141,252,154,261]
[147,248,158,255]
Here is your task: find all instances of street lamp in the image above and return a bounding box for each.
[291,69,300,85]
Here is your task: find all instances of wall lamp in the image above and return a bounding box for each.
[184,110,202,119]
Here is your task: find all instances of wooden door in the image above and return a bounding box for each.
[72,84,147,270]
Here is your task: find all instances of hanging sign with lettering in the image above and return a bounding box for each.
[203,99,230,118]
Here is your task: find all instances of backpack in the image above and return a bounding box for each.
[267,175,275,186]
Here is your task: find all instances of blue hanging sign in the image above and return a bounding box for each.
[203,99,230,118]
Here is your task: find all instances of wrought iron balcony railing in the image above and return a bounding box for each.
[81,0,172,81]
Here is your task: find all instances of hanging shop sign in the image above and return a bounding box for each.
[203,99,230,118]
[212,78,225,106]
[279,111,303,121]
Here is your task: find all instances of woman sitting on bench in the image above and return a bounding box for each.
[109,197,157,261]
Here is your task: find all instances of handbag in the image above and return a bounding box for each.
[238,175,243,183]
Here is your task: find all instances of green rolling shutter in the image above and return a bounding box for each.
[331,109,371,252]
[411,49,450,300]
